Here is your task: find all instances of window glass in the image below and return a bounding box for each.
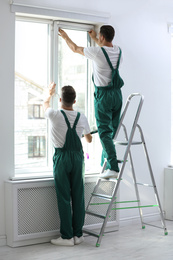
[15,19,102,175]
[57,28,102,174]
[15,20,49,170]
[58,29,88,115]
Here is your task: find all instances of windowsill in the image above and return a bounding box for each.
[11,171,100,182]
[13,164,101,181]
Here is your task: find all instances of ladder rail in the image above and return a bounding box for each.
[113,93,144,140]
[136,124,167,233]
[116,94,144,182]
[96,180,120,246]
[85,178,102,212]
[96,94,145,246]
[122,124,144,227]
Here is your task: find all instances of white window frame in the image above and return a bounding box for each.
[14,16,53,177]
[52,21,94,115]
[14,16,97,179]
[171,34,173,165]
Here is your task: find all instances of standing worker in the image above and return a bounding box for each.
[43,83,92,246]
[59,25,124,179]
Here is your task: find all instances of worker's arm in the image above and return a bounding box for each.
[59,29,84,56]
[84,133,92,143]
[88,30,102,46]
[43,82,56,111]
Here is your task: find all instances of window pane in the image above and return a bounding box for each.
[58,29,88,115]
[34,105,40,118]
[15,20,49,170]
[28,136,33,158]
[58,28,102,174]
[40,136,46,157]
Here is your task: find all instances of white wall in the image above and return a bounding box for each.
[0,0,172,245]
[0,0,15,246]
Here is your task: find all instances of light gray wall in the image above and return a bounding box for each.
[0,0,15,246]
[0,0,172,244]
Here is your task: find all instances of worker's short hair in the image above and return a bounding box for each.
[100,25,115,42]
[61,85,76,107]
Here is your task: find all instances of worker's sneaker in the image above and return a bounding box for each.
[100,169,118,179]
[51,237,74,246]
[74,236,84,245]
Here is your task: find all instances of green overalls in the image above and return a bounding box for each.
[53,110,85,239]
[93,47,124,172]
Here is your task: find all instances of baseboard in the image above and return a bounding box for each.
[0,236,7,247]
[7,222,118,247]
[6,236,57,248]
[2,214,162,247]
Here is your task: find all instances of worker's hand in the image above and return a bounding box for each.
[88,30,97,40]
[58,28,68,40]
[48,82,56,96]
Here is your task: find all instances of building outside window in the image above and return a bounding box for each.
[28,93,45,119]
[28,136,46,158]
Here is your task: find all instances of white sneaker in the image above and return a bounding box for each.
[51,237,74,246]
[74,236,84,245]
[100,169,118,179]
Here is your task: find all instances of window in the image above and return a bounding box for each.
[15,17,102,176]
[57,28,89,115]
[28,93,44,119]
[28,136,46,158]
[15,18,51,171]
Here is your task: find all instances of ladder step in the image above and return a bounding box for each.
[111,204,159,210]
[136,182,154,187]
[83,228,99,238]
[117,159,124,163]
[92,193,113,200]
[115,141,142,146]
[85,210,106,219]
[99,177,118,182]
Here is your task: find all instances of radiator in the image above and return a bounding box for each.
[5,177,119,247]
[164,167,173,220]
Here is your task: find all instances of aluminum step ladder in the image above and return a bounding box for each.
[83,93,168,247]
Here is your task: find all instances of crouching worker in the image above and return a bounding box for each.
[43,82,92,246]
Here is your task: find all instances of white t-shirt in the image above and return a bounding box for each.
[84,45,121,87]
[45,108,91,148]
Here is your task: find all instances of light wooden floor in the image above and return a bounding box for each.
[0,220,173,260]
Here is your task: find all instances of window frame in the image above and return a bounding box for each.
[52,21,94,118]
[14,15,97,178]
[171,34,173,165]
[15,16,53,175]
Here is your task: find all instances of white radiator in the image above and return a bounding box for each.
[5,177,119,247]
[164,167,173,220]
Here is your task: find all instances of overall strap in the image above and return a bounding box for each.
[116,48,122,69]
[60,110,71,128]
[60,110,80,129]
[73,112,80,129]
[101,47,122,70]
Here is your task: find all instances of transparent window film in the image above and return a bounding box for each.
[58,29,89,115]
[15,20,102,174]
[57,28,102,173]
[15,20,50,170]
